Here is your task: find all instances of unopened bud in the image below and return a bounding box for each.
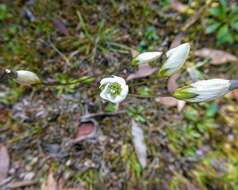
[132,52,162,65]
[16,70,41,85]
[173,79,231,102]
[159,43,190,77]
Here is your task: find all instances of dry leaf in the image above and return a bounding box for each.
[52,19,69,36]
[63,188,86,190]
[127,63,157,81]
[156,97,178,107]
[170,33,184,49]
[195,48,238,65]
[75,121,96,141]
[167,73,180,93]
[177,100,186,111]
[156,96,186,111]
[66,121,97,146]
[131,120,147,168]
[170,0,188,13]
[8,180,37,189]
[131,49,140,58]
[230,90,238,102]
[0,107,9,123]
[41,169,58,190]
[0,145,10,183]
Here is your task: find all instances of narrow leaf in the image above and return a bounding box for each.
[0,145,10,183]
[131,120,147,168]
[195,48,238,65]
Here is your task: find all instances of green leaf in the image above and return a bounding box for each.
[158,67,170,77]
[220,0,227,8]
[220,0,227,15]
[230,4,238,18]
[209,7,221,18]
[184,106,199,122]
[231,22,238,31]
[206,22,221,34]
[0,4,7,21]
[205,103,218,117]
[105,103,117,113]
[217,25,234,44]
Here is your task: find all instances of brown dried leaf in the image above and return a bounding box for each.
[230,90,238,102]
[156,97,178,107]
[131,49,140,58]
[8,180,37,189]
[170,33,184,49]
[0,107,9,123]
[41,169,58,190]
[127,63,157,81]
[63,188,86,190]
[76,121,96,140]
[0,145,10,183]
[66,121,97,146]
[52,19,69,36]
[177,100,186,111]
[170,0,188,13]
[167,73,180,93]
[131,120,147,168]
[195,48,238,65]
[156,97,186,111]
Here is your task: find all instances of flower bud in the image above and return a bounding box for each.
[159,43,190,77]
[173,79,231,102]
[132,52,162,65]
[16,70,41,85]
[100,76,128,104]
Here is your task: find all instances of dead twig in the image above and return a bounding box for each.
[183,5,206,31]
[80,110,126,121]
[7,180,38,189]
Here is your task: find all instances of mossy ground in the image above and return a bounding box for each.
[1,0,238,189]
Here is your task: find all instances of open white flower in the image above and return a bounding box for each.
[100,76,128,103]
[159,43,190,77]
[173,79,231,102]
[16,70,41,85]
[132,52,162,65]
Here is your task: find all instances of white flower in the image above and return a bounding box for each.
[132,52,162,65]
[100,76,128,103]
[159,43,190,77]
[173,79,231,102]
[16,70,41,85]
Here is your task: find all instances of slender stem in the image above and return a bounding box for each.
[115,103,119,111]
[36,76,95,87]
[128,93,171,98]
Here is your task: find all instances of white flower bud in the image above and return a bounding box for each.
[100,76,128,104]
[173,79,231,102]
[159,43,190,77]
[132,52,162,65]
[16,70,41,85]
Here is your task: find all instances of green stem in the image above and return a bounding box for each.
[36,76,96,87]
[128,93,171,98]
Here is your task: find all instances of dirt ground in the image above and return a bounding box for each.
[1,0,238,189]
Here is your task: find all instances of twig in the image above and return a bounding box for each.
[7,180,38,189]
[39,38,71,65]
[0,177,14,187]
[183,5,206,31]
[80,110,126,121]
